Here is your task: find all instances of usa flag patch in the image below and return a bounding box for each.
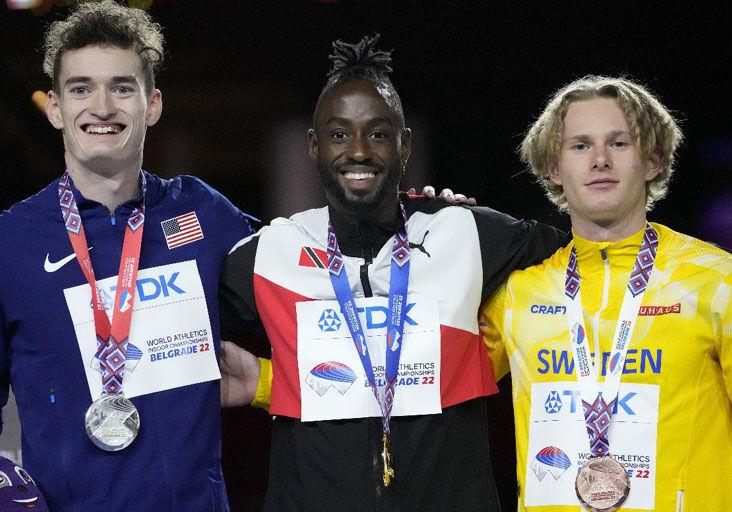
[161,212,204,249]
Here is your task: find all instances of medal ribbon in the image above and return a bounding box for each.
[58,171,146,395]
[564,224,658,457]
[326,204,410,433]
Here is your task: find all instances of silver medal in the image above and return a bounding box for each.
[84,393,140,451]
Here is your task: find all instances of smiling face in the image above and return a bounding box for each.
[45,45,162,178]
[551,98,660,239]
[309,80,411,222]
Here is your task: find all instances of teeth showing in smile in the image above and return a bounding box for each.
[85,125,122,134]
[343,172,375,180]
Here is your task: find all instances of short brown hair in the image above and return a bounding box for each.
[520,76,682,211]
[43,0,164,95]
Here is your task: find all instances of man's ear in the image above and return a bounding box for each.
[399,127,412,166]
[307,128,318,161]
[45,90,64,130]
[548,165,562,186]
[145,89,163,126]
[645,151,661,182]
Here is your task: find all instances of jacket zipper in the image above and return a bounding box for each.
[592,248,611,368]
[675,490,684,512]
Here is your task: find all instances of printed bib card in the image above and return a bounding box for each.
[524,381,658,509]
[297,294,441,421]
[64,260,220,399]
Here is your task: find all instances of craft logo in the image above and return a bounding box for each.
[608,352,624,375]
[318,309,342,332]
[544,390,563,414]
[530,304,567,315]
[306,361,357,396]
[530,446,571,481]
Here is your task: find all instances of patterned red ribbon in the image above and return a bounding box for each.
[59,171,146,394]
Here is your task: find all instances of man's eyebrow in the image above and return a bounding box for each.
[63,76,91,86]
[563,130,631,141]
[63,75,138,86]
[324,116,394,126]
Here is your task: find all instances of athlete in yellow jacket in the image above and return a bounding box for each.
[481,76,732,511]
[482,224,732,511]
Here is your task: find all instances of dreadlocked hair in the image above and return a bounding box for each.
[314,33,405,129]
[327,33,393,83]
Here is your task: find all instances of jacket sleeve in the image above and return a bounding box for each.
[716,270,732,405]
[469,206,567,301]
[219,235,261,343]
[479,284,511,382]
[0,305,10,436]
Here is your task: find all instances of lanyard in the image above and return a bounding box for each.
[58,171,146,395]
[563,224,658,457]
[326,204,411,434]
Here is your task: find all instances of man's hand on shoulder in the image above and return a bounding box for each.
[406,186,476,206]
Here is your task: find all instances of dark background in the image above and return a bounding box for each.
[2,1,730,510]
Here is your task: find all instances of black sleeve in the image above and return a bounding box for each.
[469,206,569,301]
[218,236,263,345]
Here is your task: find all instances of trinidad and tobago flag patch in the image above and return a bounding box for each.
[299,246,328,269]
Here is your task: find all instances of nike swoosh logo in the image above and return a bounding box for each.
[44,247,93,273]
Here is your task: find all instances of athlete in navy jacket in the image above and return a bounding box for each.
[0,2,253,510]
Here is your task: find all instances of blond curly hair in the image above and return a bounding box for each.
[520,76,682,211]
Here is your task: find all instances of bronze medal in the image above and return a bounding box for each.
[575,456,630,512]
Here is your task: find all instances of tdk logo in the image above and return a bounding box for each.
[318,309,342,332]
[548,389,638,416]
[318,303,419,332]
[97,273,185,310]
[358,303,417,330]
[544,390,562,413]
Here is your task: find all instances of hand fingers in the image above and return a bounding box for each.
[422,185,436,198]
[439,188,455,202]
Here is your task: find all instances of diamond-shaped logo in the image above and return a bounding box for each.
[318,309,342,332]
[544,390,563,414]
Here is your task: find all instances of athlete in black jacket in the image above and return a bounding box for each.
[219,35,564,512]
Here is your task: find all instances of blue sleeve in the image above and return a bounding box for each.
[189,176,257,253]
[0,304,10,436]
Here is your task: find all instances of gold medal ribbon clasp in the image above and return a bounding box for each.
[382,433,395,487]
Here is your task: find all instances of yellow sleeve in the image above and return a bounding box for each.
[250,357,272,411]
[480,284,511,381]
[717,272,732,404]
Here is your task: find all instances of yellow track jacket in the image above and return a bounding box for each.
[481,223,732,511]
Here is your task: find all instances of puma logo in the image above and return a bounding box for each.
[408,231,430,258]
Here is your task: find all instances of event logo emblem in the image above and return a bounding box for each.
[571,323,586,345]
[530,446,571,481]
[306,361,357,396]
[318,309,342,332]
[608,352,624,375]
[544,390,563,414]
[119,290,133,313]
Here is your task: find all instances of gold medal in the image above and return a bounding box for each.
[382,433,395,487]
